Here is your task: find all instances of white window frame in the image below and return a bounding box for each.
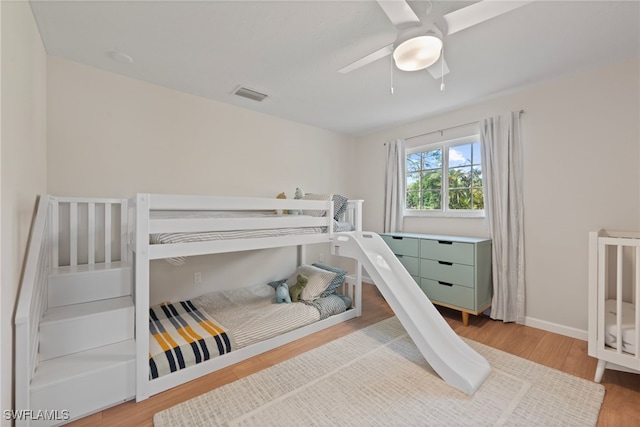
[404,134,485,218]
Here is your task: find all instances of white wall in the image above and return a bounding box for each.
[352,59,640,337]
[0,1,48,421]
[47,56,355,199]
[47,57,356,301]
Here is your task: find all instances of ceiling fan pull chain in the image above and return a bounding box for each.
[390,55,395,95]
[440,47,445,91]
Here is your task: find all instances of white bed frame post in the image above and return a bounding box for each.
[587,230,602,358]
[134,194,151,401]
[351,200,363,316]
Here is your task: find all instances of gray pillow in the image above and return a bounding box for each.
[312,263,347,297]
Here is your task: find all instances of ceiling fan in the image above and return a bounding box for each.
[339,0,534,79]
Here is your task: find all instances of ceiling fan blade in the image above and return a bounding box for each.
[443,0,534,35]
[427,57,449,80]
[338,44,394,74]
[376,0,421,30]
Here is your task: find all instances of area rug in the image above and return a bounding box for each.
[154,317,605,426]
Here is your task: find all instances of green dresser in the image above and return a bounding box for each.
[381,233,492,326]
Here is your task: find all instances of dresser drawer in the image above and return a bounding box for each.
[420,259,474,288]
[420,239,474,265]
[381,235,419,257]
[420,278,475,311]
[395,255,420,278]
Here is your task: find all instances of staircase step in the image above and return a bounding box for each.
[48,261,131,308]
[39,296,134,361]
[30,339,135,426]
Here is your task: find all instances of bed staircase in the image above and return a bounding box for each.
[15,196,136,426]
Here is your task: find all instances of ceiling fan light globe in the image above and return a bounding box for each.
[393,35,443,71]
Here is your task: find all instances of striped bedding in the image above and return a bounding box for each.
[149,285,348,380]
[149,211,354,266]
[191,283,322,349]
[149,300,235,379]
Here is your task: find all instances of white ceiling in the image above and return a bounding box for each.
[29,0,640,136]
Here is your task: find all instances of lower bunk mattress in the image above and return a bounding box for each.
[604,299,637,355]
[149,282,349,379]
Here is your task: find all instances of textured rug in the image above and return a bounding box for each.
[154,317,605,426]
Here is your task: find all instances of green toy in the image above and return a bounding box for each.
[289,274,308,302]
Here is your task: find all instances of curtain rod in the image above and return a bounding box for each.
[404,109,526,141]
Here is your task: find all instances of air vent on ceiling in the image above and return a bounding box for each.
[234,86,268,102]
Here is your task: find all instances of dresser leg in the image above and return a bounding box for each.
[461,311,469,326]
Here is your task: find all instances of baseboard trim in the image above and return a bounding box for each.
[523,316,588,341]
[363,275,588,342]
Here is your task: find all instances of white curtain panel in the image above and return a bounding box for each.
[480,112,525,323]
[384,139,406,233]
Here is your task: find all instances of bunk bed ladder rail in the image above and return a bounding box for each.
[15,195,133,425]
[15,195,52,423]
[50,196,129,267]
[588,230,640,381]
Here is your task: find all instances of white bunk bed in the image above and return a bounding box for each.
[588,229,640,382]
[131,193,364,401]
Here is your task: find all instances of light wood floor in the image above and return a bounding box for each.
[68,283,639,427]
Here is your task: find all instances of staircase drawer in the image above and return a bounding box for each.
[381,235,419,257]
[420,259,474,288]
[420,278,475,311]
[420,239,474,265]
[30,340,135,426]
[40,297,134,361]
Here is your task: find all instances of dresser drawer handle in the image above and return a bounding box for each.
[396,254,404,259]
[438,240,453,245]
[438,261,453,266]
[392,236,403,240]
[438,281,454,287]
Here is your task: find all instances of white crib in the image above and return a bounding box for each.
[588,229,640,382]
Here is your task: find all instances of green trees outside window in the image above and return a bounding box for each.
[406,139,483,212]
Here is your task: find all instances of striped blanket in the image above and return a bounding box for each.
[149,300,236,379]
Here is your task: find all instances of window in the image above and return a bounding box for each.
[405,135,484,216]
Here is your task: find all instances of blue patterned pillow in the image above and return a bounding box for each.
[313,263,347,297]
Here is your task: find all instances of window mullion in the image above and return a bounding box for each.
[442,144,449,212]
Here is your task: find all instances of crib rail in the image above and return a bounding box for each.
[15,196,52,413]
[588,229,640,379]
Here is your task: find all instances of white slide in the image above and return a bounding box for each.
[331,231,491,395]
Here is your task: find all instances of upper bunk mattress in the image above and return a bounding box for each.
[149,211,354,265]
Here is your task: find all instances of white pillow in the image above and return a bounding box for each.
[286,265,337,301]
[302,193,333,217]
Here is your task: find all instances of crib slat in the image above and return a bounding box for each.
[70,202,78,267]
[597,241,607,354]
[105,203,112,263]
[616,245,623,355]
[636,247,639,359]
[88,202,95,265]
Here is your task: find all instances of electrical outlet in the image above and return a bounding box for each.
[319,253,324,263]
[194,272,202,284]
